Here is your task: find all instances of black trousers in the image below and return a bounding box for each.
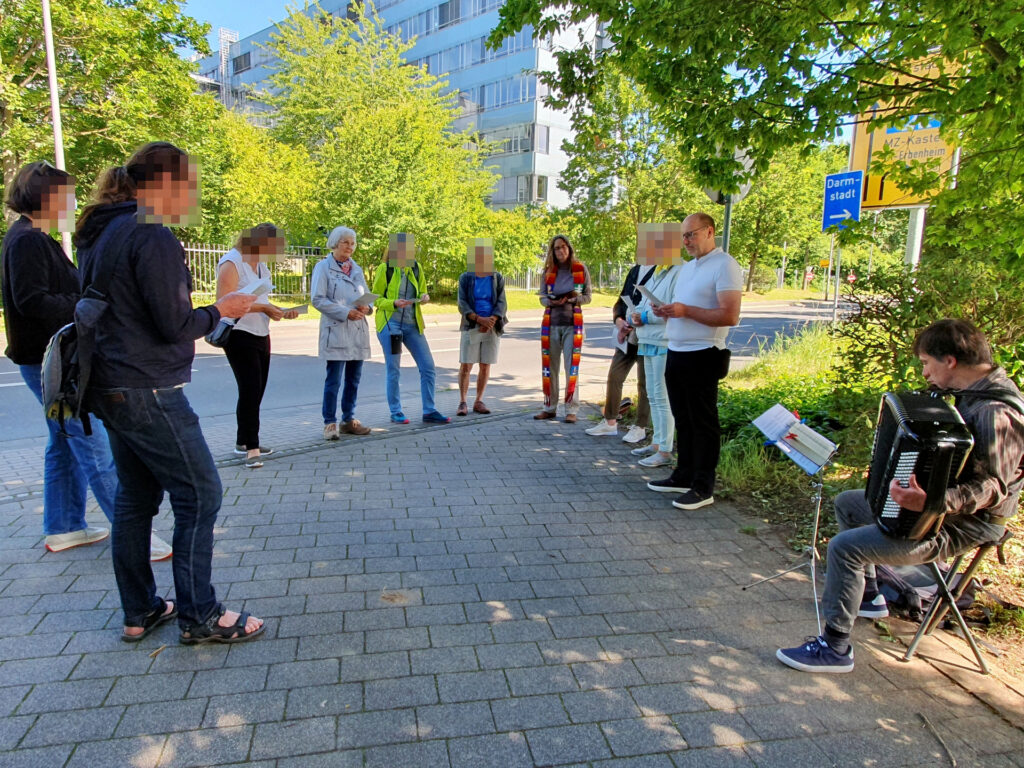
[665,347,722,496]
[223,330,271,450]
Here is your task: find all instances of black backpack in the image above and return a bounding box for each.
[41,214,134,436]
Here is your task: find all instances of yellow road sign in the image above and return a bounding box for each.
[819,259,830,267]
[850,59,957,210]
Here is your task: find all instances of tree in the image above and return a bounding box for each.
[0,0,217,225]
[490,0,1024,260]
[262,3,496,267]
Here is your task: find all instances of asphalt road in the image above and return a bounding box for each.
[0,301,833,441]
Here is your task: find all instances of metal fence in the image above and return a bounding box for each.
[183,242,629,301]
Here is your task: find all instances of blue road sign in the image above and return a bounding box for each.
[822,170,864,232]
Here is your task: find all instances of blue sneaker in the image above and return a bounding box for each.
[422,411,450,424]
[858,593,889,619]
[776,636,854,674]
[390,413,410,424]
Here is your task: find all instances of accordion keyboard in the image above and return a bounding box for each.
[880,451,919,519]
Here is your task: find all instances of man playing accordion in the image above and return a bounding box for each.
[777,319,1024,673]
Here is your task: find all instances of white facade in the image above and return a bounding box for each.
[191,0,589,208]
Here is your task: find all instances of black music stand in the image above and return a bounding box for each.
[743,405,838,636]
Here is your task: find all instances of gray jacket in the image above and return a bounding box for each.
[457,271,509,334]
[311,257,372,361]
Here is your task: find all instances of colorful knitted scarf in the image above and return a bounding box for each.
[542,262,585,408]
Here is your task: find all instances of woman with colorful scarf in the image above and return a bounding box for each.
[534,234,592,423]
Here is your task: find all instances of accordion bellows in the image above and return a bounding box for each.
[865,392,975,540]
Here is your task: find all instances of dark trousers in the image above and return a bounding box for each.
[665,347,722,496]
[93,386,222,630]
[602,344,650,427]
[224,330,271,449]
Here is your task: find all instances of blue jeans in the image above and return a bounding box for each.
[643,353,674,452]
[19,364,117,535]
[92,386,222,629]
[377,322,436,416]
[323,359,364,423]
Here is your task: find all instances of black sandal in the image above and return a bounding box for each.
[179,605,265,645]
[121,598,177,643]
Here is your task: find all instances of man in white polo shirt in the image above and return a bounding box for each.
[649,212,742,510]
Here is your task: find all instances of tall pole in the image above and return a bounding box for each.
[41,0,72,258]
[823,234,835,301]
[721,195,733,254]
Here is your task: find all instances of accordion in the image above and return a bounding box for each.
[865,392,974,540]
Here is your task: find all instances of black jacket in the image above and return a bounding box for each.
[612,264,655,324]
[1,217,81,365]
[456,271,510,334]
[76,202,221,388]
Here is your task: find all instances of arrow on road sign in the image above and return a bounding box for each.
[822,171,864,232]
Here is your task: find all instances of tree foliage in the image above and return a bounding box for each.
[263,3,497,265]
[490,0,1024,260]
[0,0,217,223]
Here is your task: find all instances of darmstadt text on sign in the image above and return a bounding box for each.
[850,58,958,209]
[821,170,863,232]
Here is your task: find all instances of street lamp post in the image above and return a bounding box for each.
[40,0,73,257]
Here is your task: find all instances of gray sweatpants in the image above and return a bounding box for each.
[543,325,581,415]
[823,490,998,634]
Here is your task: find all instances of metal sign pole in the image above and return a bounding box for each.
[41,0,72,259]
[721,194,733,254]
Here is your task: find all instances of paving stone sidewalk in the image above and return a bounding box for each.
[2,409,1023,767]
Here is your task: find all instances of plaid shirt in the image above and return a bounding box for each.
[946,367,1024,525]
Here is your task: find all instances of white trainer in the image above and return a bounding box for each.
[150,533,173,562]
[45,526,109,553]
[622,425,646,444]
[585,421,618,436]
[639,451,673,468]
[631,444,657,457]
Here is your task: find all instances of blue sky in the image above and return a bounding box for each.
[183,1,293,52]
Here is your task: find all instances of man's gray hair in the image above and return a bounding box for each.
[326,226,356,249]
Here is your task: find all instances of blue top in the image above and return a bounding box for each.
[473,275,494,318]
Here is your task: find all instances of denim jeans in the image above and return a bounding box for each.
[823,490,999,634]
[323,359,364,423]
[377,322,436,416]
[642,353,674,452]
[19,364,117,535]
[92,385,222,629]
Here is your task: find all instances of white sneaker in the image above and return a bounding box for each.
[631,444,657,457]
[150,534,173,562]
[639,451,673,468]
[622,425,646,444]
[45,526,109,552]
[585,421,618,436]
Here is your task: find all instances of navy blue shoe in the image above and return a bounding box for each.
[422,411,451,424]
[776,636,854,674]
[858,594,889,619]
[390,413,410,424]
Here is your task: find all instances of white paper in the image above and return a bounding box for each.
[288,305,309,315]
[240,277,272,297]
[636,284,664,308]
[753,403,837,475]
[352,292,378,307]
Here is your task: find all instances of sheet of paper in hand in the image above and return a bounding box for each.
[240,277,273,297]
[636,284,664,308]
[352,292,379,307]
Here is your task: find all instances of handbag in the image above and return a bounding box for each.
[204,318,236,348]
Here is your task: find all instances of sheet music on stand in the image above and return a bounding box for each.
[753,404,837,475]
[746,404,838,635]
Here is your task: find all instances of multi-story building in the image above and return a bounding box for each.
[192,1,590,208]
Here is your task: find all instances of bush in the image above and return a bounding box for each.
[747,264,778,294]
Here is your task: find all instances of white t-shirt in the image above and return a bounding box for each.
[218,249,272,337]
[666,248,743,352]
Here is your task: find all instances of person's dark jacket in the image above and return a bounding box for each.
[1,217,81,365]
[457,271,510,334]
[75,201,221,388]
[612,263,655,324]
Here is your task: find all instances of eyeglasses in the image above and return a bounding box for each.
[681,227,708,241]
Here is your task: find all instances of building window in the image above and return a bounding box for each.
[536,175,548,201]
[535,125,549,154]
[232,52,251,74]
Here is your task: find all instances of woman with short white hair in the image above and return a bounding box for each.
[312,226,373,439]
